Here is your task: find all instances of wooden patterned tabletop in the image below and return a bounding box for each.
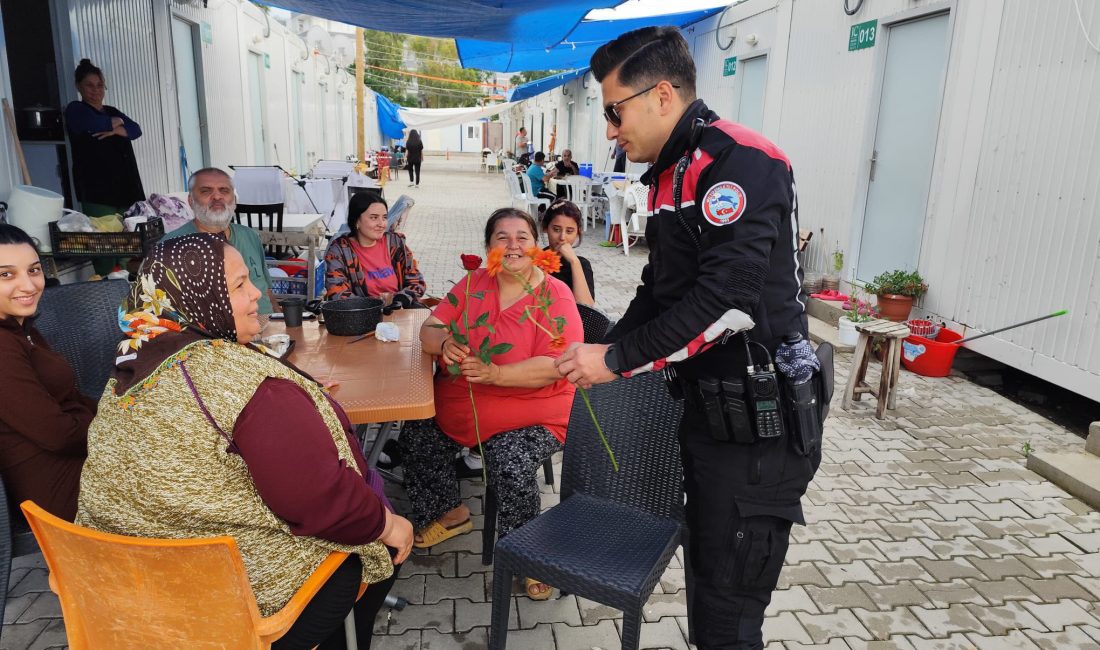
[270,309,436,424]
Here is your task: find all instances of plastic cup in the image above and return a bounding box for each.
[280,298,305,327]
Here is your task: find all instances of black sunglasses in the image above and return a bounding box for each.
[603,82,680,127]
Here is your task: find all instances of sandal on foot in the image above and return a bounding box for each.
[413,518,473,549]
[525,577,553,601]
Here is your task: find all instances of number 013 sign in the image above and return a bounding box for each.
[849,19,877,51]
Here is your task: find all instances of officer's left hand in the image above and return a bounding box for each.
[555,343,617,389]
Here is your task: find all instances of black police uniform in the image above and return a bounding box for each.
[603,100,819,648]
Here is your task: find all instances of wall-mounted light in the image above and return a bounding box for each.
[746,33,759,46]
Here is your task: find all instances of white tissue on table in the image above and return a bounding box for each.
[375,322,399,342]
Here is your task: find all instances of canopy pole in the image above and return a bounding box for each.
[355,26,365,161]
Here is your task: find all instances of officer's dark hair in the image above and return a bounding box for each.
[484,208,538,247]
[74,58,103,85]
[533,151,546,163]
[541,200,583,245]
[590,26,696,100]
[0,223,38,251]
[347,191,389,234]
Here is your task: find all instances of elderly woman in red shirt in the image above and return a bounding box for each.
[402,208,582,601]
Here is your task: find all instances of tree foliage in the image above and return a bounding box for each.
[360,31,496,109]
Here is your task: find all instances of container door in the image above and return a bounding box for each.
[736,55,767,133]
[247,52,267,164]
[856,13,950,281]
[292,71,306,172]
[171,17,208,180]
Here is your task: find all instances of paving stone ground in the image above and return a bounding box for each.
[5,156,1099,649]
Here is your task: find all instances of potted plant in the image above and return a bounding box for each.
[866,269,928,322]
[838,289,877,346]
[822,245,843,292]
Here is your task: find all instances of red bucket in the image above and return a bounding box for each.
[901,328,962,377]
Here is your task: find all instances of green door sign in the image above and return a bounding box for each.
[723,56,737,77]
[849,19,877,51]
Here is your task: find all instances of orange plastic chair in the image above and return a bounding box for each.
[21,501,350,649]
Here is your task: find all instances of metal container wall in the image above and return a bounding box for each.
[60,0,369,192]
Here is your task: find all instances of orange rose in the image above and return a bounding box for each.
[526,248,562,275]
[486,247,505,277]
[549,335,566,352]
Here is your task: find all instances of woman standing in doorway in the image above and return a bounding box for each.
[64,59,145,275]
[405,130,424,188]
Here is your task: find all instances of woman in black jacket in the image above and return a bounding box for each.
[405,130,424,188]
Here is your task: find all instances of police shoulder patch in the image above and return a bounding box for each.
[701,181,747,226]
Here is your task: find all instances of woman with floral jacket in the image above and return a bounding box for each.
[323,193,426,308]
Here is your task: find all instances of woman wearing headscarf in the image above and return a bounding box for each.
[405,129,424,188]
[77,234,412,649]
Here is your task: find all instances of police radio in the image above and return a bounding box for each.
[742,333,785,440]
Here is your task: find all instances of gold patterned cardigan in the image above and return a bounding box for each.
[76,340,392,616]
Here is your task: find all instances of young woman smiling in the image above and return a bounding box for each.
[0,224,93,521]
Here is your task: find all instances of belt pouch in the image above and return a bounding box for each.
[787,378,822,456]
[698,378,731,442]
[720,379,756,444]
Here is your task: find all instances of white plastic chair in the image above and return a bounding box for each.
[519,173,551,215]
[505,172,549,216]
[621,182,651,256]
[484,153,499,174]
[562,177,595,230]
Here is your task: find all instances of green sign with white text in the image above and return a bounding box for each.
[723,56,737,77]
[200,22,212,45]
[849,19,877,51]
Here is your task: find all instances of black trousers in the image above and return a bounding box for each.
[274,554,400,650]
[680,409,794,650]
[407,161,421,185]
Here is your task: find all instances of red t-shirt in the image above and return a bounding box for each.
[348,238,399,296]
[431,268,582,447]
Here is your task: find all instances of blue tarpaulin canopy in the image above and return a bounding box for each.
[456,7,723,72]
[255,0,622,48]
[507,68,589,102]
[375,92,406,139]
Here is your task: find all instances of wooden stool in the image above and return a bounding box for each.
[842,319,911,419]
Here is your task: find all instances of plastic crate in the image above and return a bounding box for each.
[49,217,164,257]
[271,277,308,296]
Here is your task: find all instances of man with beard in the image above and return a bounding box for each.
[164,167,278,315]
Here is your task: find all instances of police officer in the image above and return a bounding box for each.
[556,26,822,649]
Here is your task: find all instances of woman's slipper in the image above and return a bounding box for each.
[525,577,553,601]
[413,518,473,549]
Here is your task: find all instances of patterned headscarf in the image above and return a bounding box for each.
[118,233,236,354]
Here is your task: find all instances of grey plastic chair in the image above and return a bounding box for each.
[35,279,130,400]
[576,303,611,344]
[489,372,685,650]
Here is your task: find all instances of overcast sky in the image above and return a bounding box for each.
[587,0,734,20]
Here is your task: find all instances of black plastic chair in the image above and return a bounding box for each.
[35,279,130,400]
[481,458,555,566]
[0,475,41,646]
[234,203,286,256]
[577,303,611,344]
[489,372,685,650]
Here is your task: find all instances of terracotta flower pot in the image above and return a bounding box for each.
[876,293,914,322]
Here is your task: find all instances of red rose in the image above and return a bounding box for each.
[460,254,482,271]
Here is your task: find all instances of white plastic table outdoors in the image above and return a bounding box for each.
[252,213,325,301]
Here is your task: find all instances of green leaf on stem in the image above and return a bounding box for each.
[517,309,529,324]
[446,363,461,376]
[487,342,513,356]
[469,291,486,300]
[473,312,490,329]
[427,323,446,329]
[447,293,459,308]
[485,324,496,335]
[553,316,567,331]
[452,331,468,346]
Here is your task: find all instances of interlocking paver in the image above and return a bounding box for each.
[1019,600,1100,632]
[420,626,487,649]
[859,582,929,611]
[962,601,1046,635]
[909,603,989,636]
[372,630,421,650]
[614,616,690,650]
[796,609,874,643]
[1024,624,1100,649]
[514,593,582,629]
[552,619,620,650]
[914,580,987,608]
[760,611,812,643]
[805,584,877,614]
[852,607,931,640]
